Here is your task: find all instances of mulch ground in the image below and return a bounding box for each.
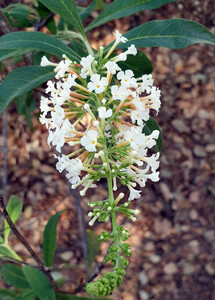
[0,1,215,299]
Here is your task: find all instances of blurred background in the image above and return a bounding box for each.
[0,0,215,299]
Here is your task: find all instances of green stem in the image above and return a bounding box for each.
[105,151,121,267]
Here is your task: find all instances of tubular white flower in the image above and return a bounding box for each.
[111,85,128,101]
[41,56,57,67]
[150,87,161,113]
[117,70,137,88]
[80,130,98,152]
[98,107,112,119]
[104,61,121,74]
[54,59,71,79]
[51,105,65,127]
[48,127,65,153]
[127,185,141,201]
[80,55,94,78]
[40,96,50,114]
[65,158,83,185]
[126,44,137,56]
[144,153,160,170]
[87,74,108,94]
[114,30,128,44]
[141,74,154,94]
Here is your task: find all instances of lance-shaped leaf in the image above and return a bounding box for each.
[0,49,33,62]
[23,265,56,300]
[4,196,23,242]
[142,117,163,153]
[107,19,215,50]
[0,243,22,261]
[86,0,176,31]
[1,263,30,289]
[39,0,85,37]
[43,211,63,267]
[0,66,55,114]
[0,31,80,61]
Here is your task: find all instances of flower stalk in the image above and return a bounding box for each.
[40,30,161,297]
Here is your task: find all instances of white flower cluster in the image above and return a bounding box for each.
[40,30,161,202]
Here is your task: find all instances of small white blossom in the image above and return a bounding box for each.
[117,70,137,88]
[40,96,50,114]
[128,185,141,201]
[54,59,71,79]
[54,154,71,173]
[51,105,65,127]
[80,55,94,78]
[114,30,128,44]
[124,127,146,150]
[81,130,98,152]
[144,153,160,170]
[147,171,160,182]
[104,61,121,74]
[41,56,57,67]
[111,85,128,101]
[114,52,127,63]
[98,107,112,119]
[61,119,76,138]
[87,74,108,94]
[150,87,161,113]
[39,112,52,128]
[126,44,137,56]
[66,158,83,184]
[141,74,154,94]
[48,127,65,152]
[63,74,77,89]
[45,80,56,94]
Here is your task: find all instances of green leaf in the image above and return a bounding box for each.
[79,1,95,21]
[142,117,163,152]
[39,0,85,37]
[86,0,176,31]
[2,4,38,28]
[1,263,30,289]
[0,244,22,261]
[87,229,100,271]
[0,289,14,300]
[0,66,55,114]
[0,31,80,61]
[112,19,215,50]
[56,293,112,300]
[4,196,23,242]
[43,211,63,267]
[14,290,36,300]
[23,265,56,300]
[118,50,153,76]
[0,49,32,62]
